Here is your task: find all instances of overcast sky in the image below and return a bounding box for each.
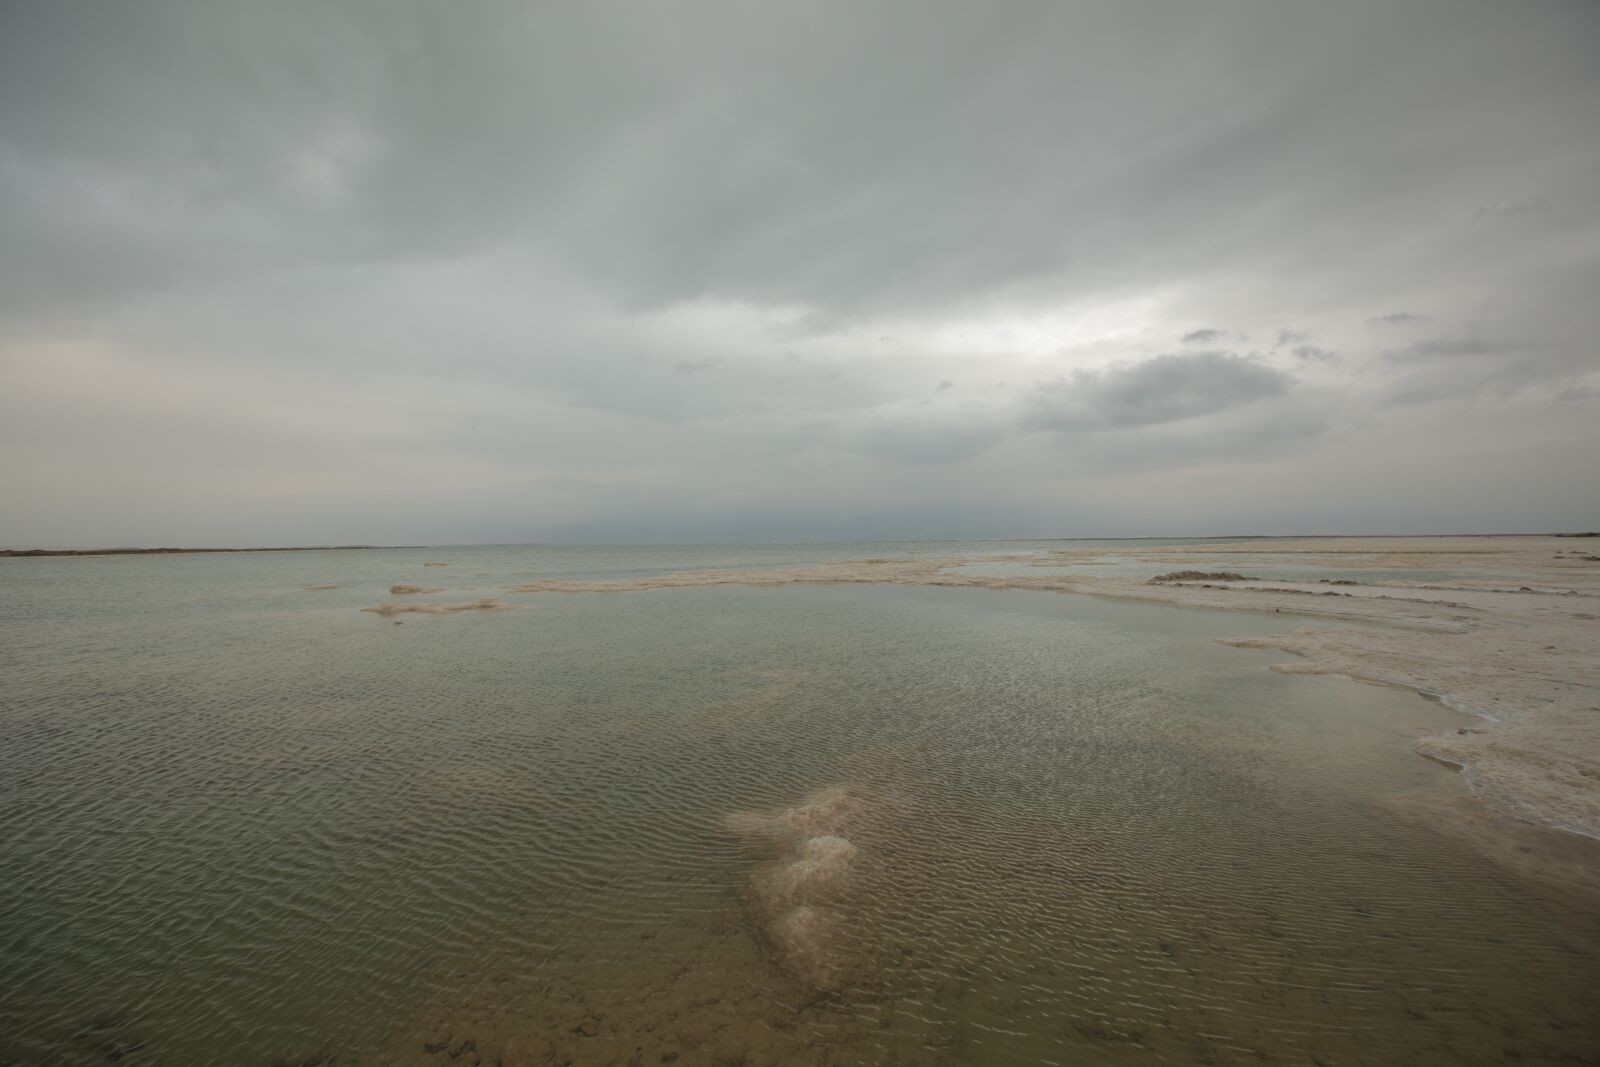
[2,0,1596,546]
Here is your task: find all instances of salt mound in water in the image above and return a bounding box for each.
[779,786,870,839]
[722,786,868,844]
[390,584,443,594]
[727,788,878,991]
[756,834,857,911]
[770,905,852,992]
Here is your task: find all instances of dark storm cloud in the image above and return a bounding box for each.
[2,0,1598,544]
[1024,352,1294,433]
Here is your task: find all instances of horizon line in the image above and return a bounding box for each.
[5,531,1598,557]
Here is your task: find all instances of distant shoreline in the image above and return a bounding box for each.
[0,545,417,558]
[3,532,1593,557]
[764,532,1599,544]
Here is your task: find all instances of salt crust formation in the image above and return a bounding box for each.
[518,537,1600,842]
[362,598,505,616]
[725,788,873,991]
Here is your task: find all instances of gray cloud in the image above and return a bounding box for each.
[1386,337,1505,361]
[1476,195,1552,220]
[1376,331,1596,408]
[1025,352,1293,433]
[2,0,1598,544]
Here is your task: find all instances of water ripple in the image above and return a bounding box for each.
[1,557,1596,1066]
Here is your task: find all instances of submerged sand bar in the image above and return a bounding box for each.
[510,536,1600,841]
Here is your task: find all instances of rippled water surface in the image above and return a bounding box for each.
[2,545,1597,1066]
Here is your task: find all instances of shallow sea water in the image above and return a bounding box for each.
[2,544,1597,1066]
[946,555,1527,585]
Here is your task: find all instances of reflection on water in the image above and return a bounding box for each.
[1,549,1596,1066]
